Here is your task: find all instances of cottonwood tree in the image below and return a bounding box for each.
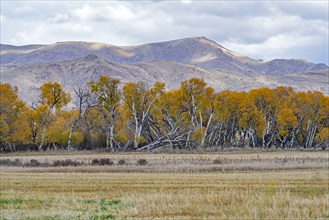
[247,88,276,147]
[88,76,121,151]
[237,95,266,148]
[179,78,210,148]
[46,110,84,150]
[276,107,297,148]
[123,81,165,149]
[298,91,329,148]
[30,82,71,150]
[24,104,48,150]
[0,83,29,151]
[2,80,329,151]
[139,89,188,150]
[67,86,91,150]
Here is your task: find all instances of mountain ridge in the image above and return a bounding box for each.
[1,37,328,104]
[1,36,327,74]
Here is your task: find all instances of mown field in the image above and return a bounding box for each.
[0,151,329,219]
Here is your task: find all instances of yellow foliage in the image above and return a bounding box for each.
[277,107,297,137]
[0,83,30,144]
[191,127,205,143]
[114,132,128,144]
[40,82,71,110]
[316,128,329,143]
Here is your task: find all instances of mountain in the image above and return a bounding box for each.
[1,37,327,73]
[1,37,328,104]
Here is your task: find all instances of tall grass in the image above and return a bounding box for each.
[1,171,328,219]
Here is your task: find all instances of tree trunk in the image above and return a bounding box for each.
[67,119,78,150]
[306,122,317,148]
[201,112,213,147]
[134,125,142,149]
[32,132,38,151]
[185,131,191,149]
[109,123,114,150]
[262,120,270,148]
[38,126,46,151]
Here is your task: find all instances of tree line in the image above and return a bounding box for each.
[1,76,328,152]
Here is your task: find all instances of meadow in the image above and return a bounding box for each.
[0,150,328,219]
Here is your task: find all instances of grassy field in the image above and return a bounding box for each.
[1,151,329,219]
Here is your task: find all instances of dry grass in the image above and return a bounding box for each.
[1,151,328,219]
[1,171,328,219]
[0,151,328,173]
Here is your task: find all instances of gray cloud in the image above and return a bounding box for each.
[0,1,328,64]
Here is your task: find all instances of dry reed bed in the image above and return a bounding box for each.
[0,151,328,173]
[1,171,328,219]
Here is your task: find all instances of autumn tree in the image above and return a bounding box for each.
[46,110,84,150]
[248,88,276,147]
[1,79,328,151]
[0,83,29,151]
[67,86,91,150]
[138,89,189,150]
[123,81,165,149]
[179,78,215,148]
[88,76,121,151]
[27,82,71,150]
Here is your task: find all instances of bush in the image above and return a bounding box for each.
[26,159,41,167]
[91,158,114,166]
[91,159,99,165]
[53,159,82,167]
[0,159,11,166]
[99,158,114,166]
[213,159,222,164]
[137,158,148,166]
[117,159,126,165]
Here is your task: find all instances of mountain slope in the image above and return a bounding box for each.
[1,37,327,74]
[1,37,328,105]
[2,54,328,105]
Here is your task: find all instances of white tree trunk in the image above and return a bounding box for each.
[38,126,46,151]
[67,119,77,149]
[201,112,213,146]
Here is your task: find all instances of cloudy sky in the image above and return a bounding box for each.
[1,1,328,64]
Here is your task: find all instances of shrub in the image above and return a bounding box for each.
[14,159,23,166]
[137,158,148,166]
[117,159,126,165]
[0,159,11,166]
[99,158,114,166]
[213,158,222,164]
[26,159,41,167]
[91,159,99,165]
[91,158,114,166]
[53,159,81,167]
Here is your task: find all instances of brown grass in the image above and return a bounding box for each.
[0,151,328,173]
[1,171,328,219]
[1,151,328,219]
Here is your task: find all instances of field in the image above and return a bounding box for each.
[1,150,329,219]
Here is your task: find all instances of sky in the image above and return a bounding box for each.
[0,1,328,64]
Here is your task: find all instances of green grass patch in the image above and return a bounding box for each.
[90,213,116,220]
[0,199,24,205]
[99,199,124,211]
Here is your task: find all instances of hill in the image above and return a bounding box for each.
[1,37,328,104]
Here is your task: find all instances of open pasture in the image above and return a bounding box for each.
[1,151,328,219]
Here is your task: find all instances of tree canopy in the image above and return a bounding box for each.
[1,78,328,152]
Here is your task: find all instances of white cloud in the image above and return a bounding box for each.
[181,0,192,4]
[223,33,321,61]
[0,15,5,24]
[11,31,38,44]
[105,5,135,21]
[48,14,70,23]
[71,4,94,20]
